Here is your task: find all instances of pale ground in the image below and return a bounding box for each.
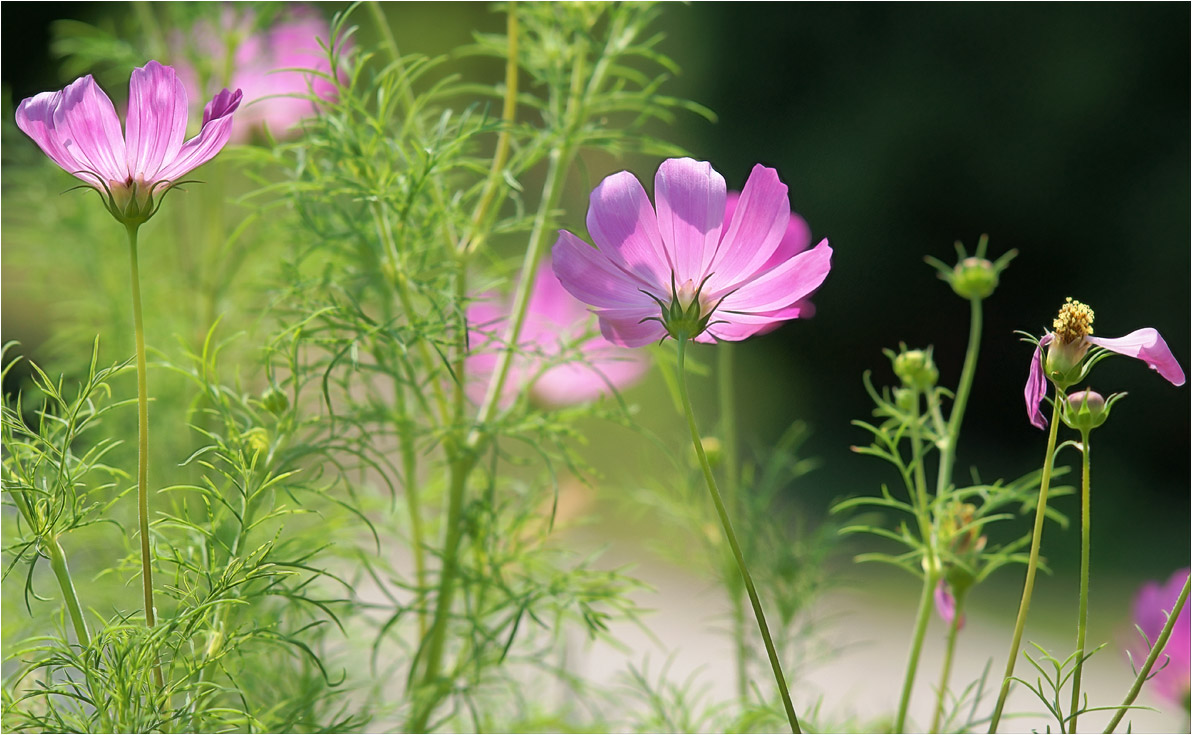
[561,524,1187,735]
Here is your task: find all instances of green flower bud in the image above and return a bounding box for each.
[891,345,938,392]
[261,387,289,416]
[698,436,723,469]
[1060,389,1123,432]
[925,235,1017,302]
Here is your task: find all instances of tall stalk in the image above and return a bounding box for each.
[678,339,802,734]
[126,223,165,690]
[718,345,751,703]
[988,398,1063,732]
[930,593,965,732]
[1067,429,1092,732]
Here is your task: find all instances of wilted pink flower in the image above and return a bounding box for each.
[1129,568,1191,706]
[552,158,832,346]
[15,61,241,224]
[467,259,648,408]
[934,580,965,630]
[174,6,342,142]
[1025,299,1185,429]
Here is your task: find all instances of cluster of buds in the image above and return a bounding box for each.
[934,502,989,629]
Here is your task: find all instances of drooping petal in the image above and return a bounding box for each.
[1087,328,1186,386]
[125,61,189,181]
[586,170,672,285]
[934,580,964,630]
[552,230,658,310]
[707,164,790,291]
[153,88,242,182]
[1025,334,1053,430]
[593,307,668,348]
[51,75,128,184]
[712,239,832,313]
[654,158,725,284]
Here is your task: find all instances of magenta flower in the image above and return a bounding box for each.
[174,6,343,143]
[934,580,966,630]
[1024,299,1185,429]
[467,259,648,408]
[15,61,241,224]
[552,158,832,346]
[1129,569,1191,706]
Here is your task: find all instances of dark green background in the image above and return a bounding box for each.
[4,3,1188,579]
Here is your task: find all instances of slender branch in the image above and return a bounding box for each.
[988,398,1064,732]
[936,298,983,496]
[897,571,941,733]
[1068,430,1092,732]
[46,535,90,647]
[931,592,966,732]
[678,339,802,734]
[127,223,165,691]
[1103,574,1191,733]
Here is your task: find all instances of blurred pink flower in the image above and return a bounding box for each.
[552,157,832,346]
[174,6,342,142]
[15,60,240,223]
[1129,568,1191,706]
[1025,299,1185,429]
[467,259,648,408]
[934,580,965,630]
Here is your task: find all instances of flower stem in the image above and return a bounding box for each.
[937,298,983,497]
[1103,573,1191,733]
[988,397,1063,732]
[719,345,750,704]
[127,223,165,691]
[1067,429,1092,733]
[894,388,937,733]
[930,592,966,732]
[677,339,801,734]
[47,534,90,647]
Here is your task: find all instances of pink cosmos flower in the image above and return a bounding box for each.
[15,61,241,224]
[467,259,648,408]
[1024,299,1185,429]
[1129,568,1191,706]
[174,6,342,143]
[934,580,965,630]
[552,158,832,346]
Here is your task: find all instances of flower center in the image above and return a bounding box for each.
[1053,297,1094,344]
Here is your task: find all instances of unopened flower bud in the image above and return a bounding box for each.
[1061,389,1120,432]
[261,387,289,415]
[892,346,938,392]
[950,257,999,300]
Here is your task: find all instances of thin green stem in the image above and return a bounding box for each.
[678,339,801,734]
[1103,574,1191,733]
[897,571,941,733]
[931,592,966,732]
[46,535,90,647]
[719,345,750,703]
[936,298,983,497]
[895,388,936,733]
[127,224,165,690]
[988,397,1063,732]
[1068,429,1092,732]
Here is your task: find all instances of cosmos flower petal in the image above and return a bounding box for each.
[654,157,725,284]
[934,581,965,630]
[552,230,657,309]
[153,88,243,182]
[1025,334,1053,430]
[586,170,672,285]
[593,307,668,348]
[1087,328,1186,386]
[532,338,648,406]
[15,89,90,180]
[126,61,189,181]
[714,239,832,313]
[53,76,128,183]
[708,164,791,290]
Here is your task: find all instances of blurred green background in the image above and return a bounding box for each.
[3,1,1187,587]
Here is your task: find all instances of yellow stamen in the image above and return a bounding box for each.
[1053,297,1094,344]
